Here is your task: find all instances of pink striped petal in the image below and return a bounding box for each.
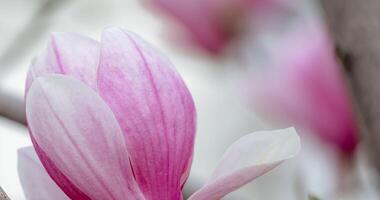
[18,146,69,200]
[25,32,99,93]
[189,128,300,200]
[25,75,145,200]
[97,27,196,200]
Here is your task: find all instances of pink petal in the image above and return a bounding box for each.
[248,26,358,154]
[148,0,282,54]
[189,128,300,200]
[97,27,196,200]
[25,32,99,93]
[25,75,145,200]
[18,146,69,200]
[150,0,229,53]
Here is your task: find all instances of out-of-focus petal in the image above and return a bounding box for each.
[25,32,99,93]
[248,26,358,154]
[97,27,196,200]
[149,0,229,53]
[189,128,300,200]
[147,0,284,54]
[18,146,69,200]
[25,75,145,200]
[298,136,339,198]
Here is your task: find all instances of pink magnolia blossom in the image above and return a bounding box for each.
[146,0,283,54]
[20,27,300,200]
[248,25,359,155]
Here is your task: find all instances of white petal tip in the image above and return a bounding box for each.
[274,127,301,159]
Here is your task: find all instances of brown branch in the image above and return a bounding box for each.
[320,0,380,182]
[0,187,10,200]
[0,89,26,126]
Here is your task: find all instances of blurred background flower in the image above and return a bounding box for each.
[146,0,280,54]
[246,24,359,155]
[143,0,292,55]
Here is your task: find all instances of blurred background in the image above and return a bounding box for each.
[0,0,379,199]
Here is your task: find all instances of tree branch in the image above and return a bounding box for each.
[0,187,10,200]
[0,89,26,125]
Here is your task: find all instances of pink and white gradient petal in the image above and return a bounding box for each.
[25,32,99,92]
[18,146,69,200]
[25,75,145,200]
[189,128,300,200]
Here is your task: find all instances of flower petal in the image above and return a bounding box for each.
[26,32,99,93]
[148,0,282,54]
[97,27,196,199]
[189,127,300,200]
[149,0,230,53]
[248,26,358,154]
[18,146,69,200]
[26,75,145,200]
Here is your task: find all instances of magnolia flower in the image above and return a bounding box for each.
[248,25,358,155]
[146,0,285,54]
[20,27,300,200]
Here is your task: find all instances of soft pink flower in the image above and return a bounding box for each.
[146,0,282,54]
[20,27,300,199]
[248,25,359,154]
